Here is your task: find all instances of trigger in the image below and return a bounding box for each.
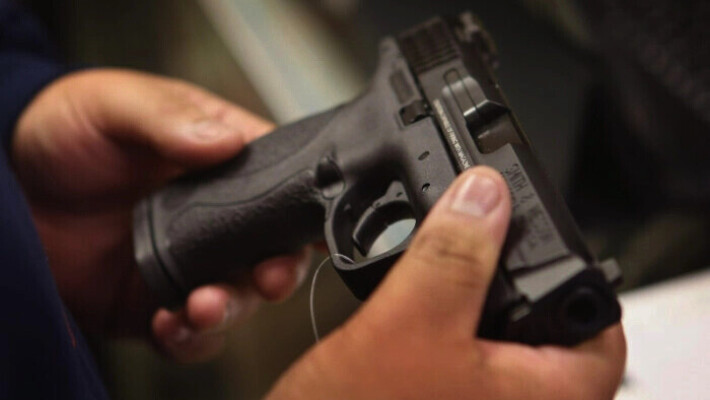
[352,181,412,257]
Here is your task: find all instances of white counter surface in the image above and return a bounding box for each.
[617,269,710,399]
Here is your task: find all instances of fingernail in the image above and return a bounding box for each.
[169,326,193,345]
[190,119,230,140]
[450,172,501,217]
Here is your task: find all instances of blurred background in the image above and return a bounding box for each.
[17,0,710,399]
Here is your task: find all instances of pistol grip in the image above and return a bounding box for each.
[133,109,338,306]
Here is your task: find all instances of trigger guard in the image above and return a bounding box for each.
[323,180,416,300]
[352,181,412,257]
[331,242,409,300]
[352,201,412,256]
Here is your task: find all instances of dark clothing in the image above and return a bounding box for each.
[0,1,108,398]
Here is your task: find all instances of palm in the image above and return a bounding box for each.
[11,71,304,353]
[13,76,192,335]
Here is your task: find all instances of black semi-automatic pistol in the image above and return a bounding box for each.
[134,12,621,346]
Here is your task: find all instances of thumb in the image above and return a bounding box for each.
[78,69,273,169]
[370,166,511,336]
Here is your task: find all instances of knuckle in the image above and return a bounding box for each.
[411,227,472,267]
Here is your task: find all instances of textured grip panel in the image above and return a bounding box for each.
[136,109,337,305]
[157,110,338,210]
[166,171,324,288]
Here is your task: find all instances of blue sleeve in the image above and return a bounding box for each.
[0,0,69,152]
[0,2,108,399]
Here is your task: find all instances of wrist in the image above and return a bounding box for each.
[266,330,362,400]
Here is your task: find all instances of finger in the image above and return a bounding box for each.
[252,247,312,302]
[151,286,260,363]
[77,69,270,170]
[481,324,627,399]
[151,308,226,363]
[555,324,627,398]
[216,102,274,142]
[184,285,260,332]
[370,167,511,335]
